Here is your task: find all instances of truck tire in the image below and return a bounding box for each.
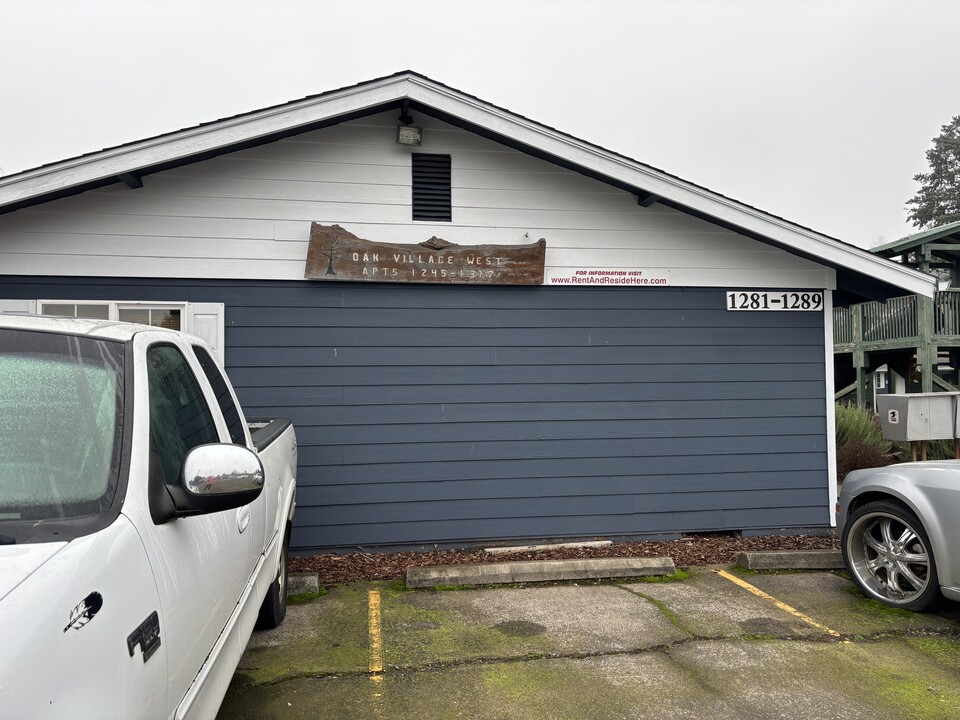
[256,527,289,630]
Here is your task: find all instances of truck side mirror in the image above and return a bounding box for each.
[168,444,264,518]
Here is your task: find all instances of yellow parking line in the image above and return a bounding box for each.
[714,569,843,638]
[368,589,384,677]
[368,588,384,715]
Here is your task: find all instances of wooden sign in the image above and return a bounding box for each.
[304,223,546,285]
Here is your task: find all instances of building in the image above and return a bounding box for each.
[834,221,960,407]
[0,72,934,550]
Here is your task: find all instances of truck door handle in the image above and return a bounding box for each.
[237,506,250,533]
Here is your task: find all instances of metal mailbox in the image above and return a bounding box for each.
[877,392,960,442]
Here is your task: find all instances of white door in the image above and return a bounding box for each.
[125,335,253,710]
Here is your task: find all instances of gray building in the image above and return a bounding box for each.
[0,72,934,551]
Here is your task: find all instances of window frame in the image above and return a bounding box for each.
[24,299,227,364]
[38,300,186,327]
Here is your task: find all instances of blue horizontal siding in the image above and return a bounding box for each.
[0,276,830,548]
[303,470,824,505]
[242,397,825,425]
[304,452,827,484]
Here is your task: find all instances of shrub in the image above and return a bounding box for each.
[836,441,897,481]
[894,438,958,461]
[835,403,890,452]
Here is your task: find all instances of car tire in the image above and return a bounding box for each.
[256,526,289,630]
[841,499,939,612]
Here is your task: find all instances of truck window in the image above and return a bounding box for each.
[147,345,220,486]
[192,345,246,445]
[0,329,124,523]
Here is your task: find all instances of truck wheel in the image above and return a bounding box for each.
[256,528,289,630]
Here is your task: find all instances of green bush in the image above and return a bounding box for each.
[835,403,890,452]
[894,438,958,461]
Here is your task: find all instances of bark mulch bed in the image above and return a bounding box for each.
[289,532,840,585]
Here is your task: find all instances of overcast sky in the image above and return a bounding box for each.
[2,0,958,248]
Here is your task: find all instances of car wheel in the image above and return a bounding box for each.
[841,500,939,611]
[256,527,289,630]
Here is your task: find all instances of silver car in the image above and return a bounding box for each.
[838,461,960,611]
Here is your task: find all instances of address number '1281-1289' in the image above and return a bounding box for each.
[725,291,824,311]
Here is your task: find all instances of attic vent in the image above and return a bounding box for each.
[412,154,451,222]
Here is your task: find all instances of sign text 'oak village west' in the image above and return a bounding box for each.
[304,223,547,285]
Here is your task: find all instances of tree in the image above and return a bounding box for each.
[906,115,960,230]
[314,234,342,276]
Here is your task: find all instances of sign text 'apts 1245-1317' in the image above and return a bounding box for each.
[304,223,546,285]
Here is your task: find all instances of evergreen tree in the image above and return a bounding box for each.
[906,116,960,230]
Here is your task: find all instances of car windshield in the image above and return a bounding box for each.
[0,328,124,525]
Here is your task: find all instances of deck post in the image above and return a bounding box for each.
[918,295,936,393]
[851,305,868,406]
[855,365,868,407]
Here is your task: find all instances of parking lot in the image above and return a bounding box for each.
[220,567,960,719]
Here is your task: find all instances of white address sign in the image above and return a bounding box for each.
[726,291,824,311]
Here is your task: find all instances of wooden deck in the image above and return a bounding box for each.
[834,290,960,402]
[834,291,960,351]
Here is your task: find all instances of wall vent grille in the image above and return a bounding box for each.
[412,154,452,222]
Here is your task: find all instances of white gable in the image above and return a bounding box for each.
[0,72,936,298]
[0,111,830,289]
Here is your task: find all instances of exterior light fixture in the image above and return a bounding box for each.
[397,121,422,146]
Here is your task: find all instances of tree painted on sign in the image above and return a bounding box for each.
[906,116,960,230]
[315,234,342,276]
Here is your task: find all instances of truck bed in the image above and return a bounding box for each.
[246,417,293,453]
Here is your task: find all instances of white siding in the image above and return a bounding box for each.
[0,111,832,289]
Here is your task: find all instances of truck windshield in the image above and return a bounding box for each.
[0,329,125,526]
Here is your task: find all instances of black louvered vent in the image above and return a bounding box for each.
[412,153,452,222]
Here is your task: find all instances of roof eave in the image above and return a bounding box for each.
[402,77,936,299]
[0,72,936,300]
[0,74,415,208]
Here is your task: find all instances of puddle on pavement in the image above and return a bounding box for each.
[494,620,547,637]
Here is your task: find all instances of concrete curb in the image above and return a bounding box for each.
[405,556,676,589]
[735,549,844,570]
[287,572,320,596]
[286,550,845,594]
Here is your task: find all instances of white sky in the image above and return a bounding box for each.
[2,0,958,248]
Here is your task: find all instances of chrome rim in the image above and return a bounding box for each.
[846,511,931,605]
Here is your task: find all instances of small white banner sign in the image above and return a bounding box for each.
[726,291,824,311]
[548,269,671,287]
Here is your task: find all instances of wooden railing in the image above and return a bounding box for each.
[936,290,960,335]
[834,290,960,348]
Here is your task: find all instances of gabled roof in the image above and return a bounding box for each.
[872,220,960,261]
[0,70,935,300]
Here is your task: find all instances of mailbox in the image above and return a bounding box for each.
[876,393,960,441]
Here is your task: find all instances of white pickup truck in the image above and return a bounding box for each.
[0,315,297,720]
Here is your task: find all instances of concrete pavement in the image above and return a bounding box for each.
[219,566,960,719]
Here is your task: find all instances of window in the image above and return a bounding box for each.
[10,299,226,363]
[42,303,110,320]
[39,301,181,330]
[0,328,124,523]
[147,345,220,487]
[412,153,452,222]
[118,307,181,330]
[193,344,246,445]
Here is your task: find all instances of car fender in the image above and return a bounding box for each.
[0,516,167,720]
[842,467,955,590]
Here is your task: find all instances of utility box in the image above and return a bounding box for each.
[877,393,960,441]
